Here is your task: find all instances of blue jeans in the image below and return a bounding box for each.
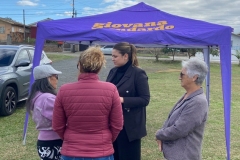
[60,155,114,160]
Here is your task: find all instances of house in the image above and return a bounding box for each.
[0,17,30,44]
[28,18,53,38]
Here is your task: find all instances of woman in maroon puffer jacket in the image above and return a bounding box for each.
[52,46,123,160]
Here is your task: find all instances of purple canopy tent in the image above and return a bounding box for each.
[23,2,232,159]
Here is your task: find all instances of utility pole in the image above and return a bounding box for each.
[23,9,26,41]
[72,0,75,18]
[75,10,77,17]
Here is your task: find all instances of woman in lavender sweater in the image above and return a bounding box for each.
[26,65,62,160]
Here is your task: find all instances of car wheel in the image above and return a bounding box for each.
[0,86,17,116]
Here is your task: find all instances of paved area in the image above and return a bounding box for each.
[50,53,114,89]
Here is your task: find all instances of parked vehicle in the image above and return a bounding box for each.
[100,45,114,55]
[0,45,52,116]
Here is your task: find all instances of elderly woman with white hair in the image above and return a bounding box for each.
[155,57,209,160]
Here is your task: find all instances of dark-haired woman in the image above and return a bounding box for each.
[106,42,150,160]
[26,65,62,160]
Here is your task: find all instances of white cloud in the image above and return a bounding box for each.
[42,4,46,7]
[56,14,64,17]
[36,11,44,15]
[55,11,73,17]
[17,0,38,6]
[82,0,138,16]
[103,0,115,3]
[64,11,73,17]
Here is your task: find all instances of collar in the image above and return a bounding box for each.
[184,88,204,100]
[78,73,99,81]
[117,60,132,72]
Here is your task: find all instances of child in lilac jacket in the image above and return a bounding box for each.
[26,65,62,160]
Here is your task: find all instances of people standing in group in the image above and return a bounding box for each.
[26,65,63,160]
[52,46,123,160]
[106,42,150,160]
[155,58,209,160]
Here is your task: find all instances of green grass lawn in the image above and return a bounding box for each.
[0,58,240,160]
[137,52,170,58]
[46,54,74,62]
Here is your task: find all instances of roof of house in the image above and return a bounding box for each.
[28,18,53,27]
[0,17,28,27]
[232,33,240,37]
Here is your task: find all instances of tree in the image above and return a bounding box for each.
[232,50,240,66]
[161,47,171,54]
[210,48,219,57]
[148,48,162,61]
[180,48,187,54]
[187,48,200,59]
[169,48,179,61]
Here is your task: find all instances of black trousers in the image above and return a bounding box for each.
[113,127,141,160]
[37,139,63,160]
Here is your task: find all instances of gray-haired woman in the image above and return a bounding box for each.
[26,65,63,160]
[155,58,209,160]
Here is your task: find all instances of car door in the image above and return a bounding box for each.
[14,49,32,100]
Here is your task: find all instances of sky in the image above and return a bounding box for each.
[0,0,240,33]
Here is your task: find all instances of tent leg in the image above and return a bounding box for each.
[22,114,28,145]
[203,47,210,105]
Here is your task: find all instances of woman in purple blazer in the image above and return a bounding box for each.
[156,58,209,160]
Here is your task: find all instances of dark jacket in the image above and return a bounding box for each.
[156,88,208,160]
[106,65,150,141]
[52,73,123,157]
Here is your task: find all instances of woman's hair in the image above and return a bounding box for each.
[26,78,56,114]
[182,57,208,85]
[78,46,106,73]
[113,42,139,67]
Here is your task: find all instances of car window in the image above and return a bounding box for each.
[16,49,30,64]
[0,49,17,66]
[28,49,44,60]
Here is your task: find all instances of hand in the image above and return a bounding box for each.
[120,97,124,103]
[156,140,162,152]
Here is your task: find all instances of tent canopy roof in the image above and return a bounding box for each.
[36,2,232,48]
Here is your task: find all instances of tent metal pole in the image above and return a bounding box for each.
[203,47,210,105]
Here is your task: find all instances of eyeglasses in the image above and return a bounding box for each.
[52,74,58,80]
[180,72,185,78]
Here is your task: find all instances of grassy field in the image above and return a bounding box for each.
[0,56,240,160]
[46,54,74,62]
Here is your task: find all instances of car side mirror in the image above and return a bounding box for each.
[15,60,30,67]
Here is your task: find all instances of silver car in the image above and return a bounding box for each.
[0,45,52,116]
[100,45,114,55]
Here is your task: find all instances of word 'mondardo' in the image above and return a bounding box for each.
[92,21,174,31]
